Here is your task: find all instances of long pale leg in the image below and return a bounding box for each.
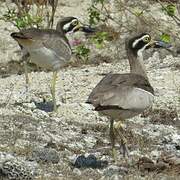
[51,71,58,111]
[22,51,30,92]
[114,121,129,157]
[23,61,29,93]
[109,119,117,160]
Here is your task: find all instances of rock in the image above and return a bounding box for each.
[32,109,50,118]
[31,147,60,164]
[138,157,155,171]
[22,102,36,110]
[110,174,122,180]
[72,168,82,176]
[0,159,34,180]
[158,154,180,166]
[103,165,128,177]
[84,135,97,148]
[138,156,170,173]
[73,155,86,168]
[150,150,161,159]
[155,161,169,171]
[73,154,108,169]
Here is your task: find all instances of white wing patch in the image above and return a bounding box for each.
[29,47,66,70]
[100,87,154,111]
[122,87,154,110]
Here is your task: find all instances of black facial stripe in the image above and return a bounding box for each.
[64,24,73,33]
[129,33,150,55]
[58,17,78,33]
[134,41,147,50]
[129,40,148,55]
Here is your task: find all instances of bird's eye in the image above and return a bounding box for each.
[143,37,150,42]
[72,20,78,26]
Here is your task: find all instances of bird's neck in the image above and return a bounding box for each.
[56,22,66,35]
[127,48,148,79]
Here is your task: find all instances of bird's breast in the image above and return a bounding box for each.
[28,47,66,70]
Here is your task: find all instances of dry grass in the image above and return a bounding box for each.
[141,107,179,126]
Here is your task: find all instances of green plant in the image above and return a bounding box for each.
[162,4,176,17]
[87,0,106,25]
[91,31,109,48]
[1,8,43,29]
[1,0,59,30]
[160,33,171,43]
[74,44,90,61]
[88,6,101,25]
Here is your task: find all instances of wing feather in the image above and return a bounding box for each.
[87,73,154,111]
[21,28,72,61]
[43,34,72,61]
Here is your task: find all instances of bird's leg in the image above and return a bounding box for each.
[114,121,129,157]
[22,52,31,102]
[109,119,117,161]
[23,61,29,93]
[22,51,30,94]
[51,71,57,111]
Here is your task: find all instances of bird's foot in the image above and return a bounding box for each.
[119,139,129,157]
[114,121,129,157]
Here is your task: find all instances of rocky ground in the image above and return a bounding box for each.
[0,0,180,179]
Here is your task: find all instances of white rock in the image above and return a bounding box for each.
[73,168,82,176]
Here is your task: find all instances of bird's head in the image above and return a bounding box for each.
[128,33,171,56]
[56,17,95,34]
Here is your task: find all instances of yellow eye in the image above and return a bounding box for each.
[143,37,150,42]
[72,20,78,26]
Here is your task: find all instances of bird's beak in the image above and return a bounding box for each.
[80,25,96,33]
[149,40,172,49]
[73,22,95,33]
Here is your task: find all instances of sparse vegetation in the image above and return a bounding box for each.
[0,0,59,29]
[74,44,90,62]
[1,8,43,29]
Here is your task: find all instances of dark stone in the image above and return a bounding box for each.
[74,155,87,168]
[175,145,180,150]
[85,154,97,168]
[73,154,108,169]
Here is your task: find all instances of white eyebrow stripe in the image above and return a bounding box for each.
[72,19,78,23]
[63,19,78,31]
[132,35,150,48]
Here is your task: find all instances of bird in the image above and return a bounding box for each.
[87,33,170,158]
[11,16,94,111]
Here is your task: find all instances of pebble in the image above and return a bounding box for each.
[103,165,128,177]
[73,168,82,176]
[0,159,34,180]
[31,147,60,163]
